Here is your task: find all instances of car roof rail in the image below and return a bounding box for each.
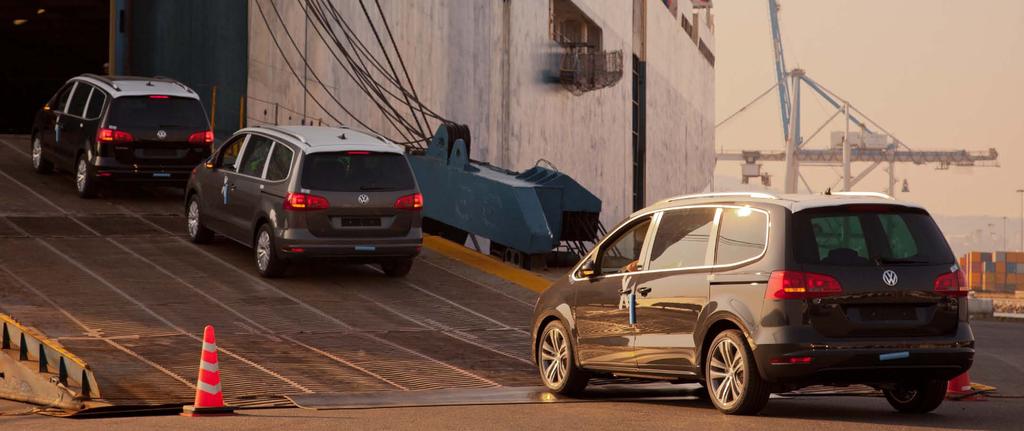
[255,125,308,146]
[152,76,194,94]
[830,191,895,200]
[80,74,121,91]
[665,192,779,203]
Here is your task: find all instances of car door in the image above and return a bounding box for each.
[573,216,653,371]
[632,207,719,373]
[227,134,274,245]
[58,82,92,165]
[202,134,247,236]
[39,83,74,164]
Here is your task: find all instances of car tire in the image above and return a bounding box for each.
[254,223,288,278]
[883,380,947,414]
[537,320,589,395]
[30,135,53,174]
[705,329,771,415]
[75,154,97,199]
[186,196,215,244]
[381,258,414,277]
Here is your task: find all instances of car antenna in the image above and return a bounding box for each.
[824,187,832,195]
[339,133,347,140]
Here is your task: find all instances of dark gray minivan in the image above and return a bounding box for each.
[185,125,423,277]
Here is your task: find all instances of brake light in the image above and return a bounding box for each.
[149,95,170,99]
[934,269,968,297]
[394,193,423,210]
[346,151,371,155]
[766,270,843,300]
[284,192,329,211]
[188,130,214,144]
[97,128,134,143]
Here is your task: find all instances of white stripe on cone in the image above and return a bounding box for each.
[197,380,223,396]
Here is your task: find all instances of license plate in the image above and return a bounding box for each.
[152,172,171,178]
[879,351,909,361]
[354,245,376,252]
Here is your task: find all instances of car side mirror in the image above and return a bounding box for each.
[578,261,596,278]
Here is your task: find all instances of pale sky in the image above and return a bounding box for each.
[712,0,1024,217]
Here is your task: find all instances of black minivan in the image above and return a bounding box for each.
[532,192,973,415]
[30,74,212,197]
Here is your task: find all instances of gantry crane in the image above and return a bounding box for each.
[716,0,998,194]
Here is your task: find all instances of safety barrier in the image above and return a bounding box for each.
[0,313,98,409]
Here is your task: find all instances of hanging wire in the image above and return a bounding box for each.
[715,82,778,129]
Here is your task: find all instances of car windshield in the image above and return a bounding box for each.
[107,96,208,130]
[300,152,415,192]
[792,205,954,266]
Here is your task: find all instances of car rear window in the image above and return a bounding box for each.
[792,205,954,266]
[301,152,414,192]
[107,96,208,130]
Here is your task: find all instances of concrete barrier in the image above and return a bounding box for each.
[968,297,994,318]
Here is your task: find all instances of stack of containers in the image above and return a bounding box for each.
[958,251,1024,293]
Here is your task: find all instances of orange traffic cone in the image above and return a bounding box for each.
[946,372,982,400]
[182,325,235,416]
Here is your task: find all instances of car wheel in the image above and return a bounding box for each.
[254,223,287,277]
[31,136,53,174]
[186,196,215,244]
[538,320,589,395]
[705,329,771,415]
[75,154,97,198]
[381,258,414,277]
[883,380,947,414]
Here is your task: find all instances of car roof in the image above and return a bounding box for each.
[637,191,926,217]
[240,125,406,155]
[73,74,199,100]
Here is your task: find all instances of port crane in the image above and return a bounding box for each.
[716,0,999,194]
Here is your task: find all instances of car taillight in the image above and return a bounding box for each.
[766,270,843,300]
[934,269,968,297]
[97,128,134,143]
[284,192,329,211]
[394,193,423,210]
[188,130,214,144]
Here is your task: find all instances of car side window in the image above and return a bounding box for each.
[238,135,274,177]
[597,218,651,275]
[648,208,717,270]
[218,135,247,173]
[84,88,107,120]
[265,143,294,181]
[716,207,769,266]
[52,83,74,112]
[66,83,91,118]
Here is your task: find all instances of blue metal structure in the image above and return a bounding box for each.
[768,0,792,143]
[408,125,602,266]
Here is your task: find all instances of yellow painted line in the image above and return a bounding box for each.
[422,235,553,293]
[0,312,90,369]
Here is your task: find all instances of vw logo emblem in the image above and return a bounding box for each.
[882,270,898,287]
[357,194,370,205]
[156,130,167,139]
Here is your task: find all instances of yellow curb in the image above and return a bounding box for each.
[422,235,553,293]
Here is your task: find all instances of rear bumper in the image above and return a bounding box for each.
[753,324,974,386]
[93,157,197,183]
[276,227,423,259]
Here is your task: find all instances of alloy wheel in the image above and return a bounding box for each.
[31,138,41,168]
[708,338,745,407]
[540,326,569,388]
[256,231,271,272]
[187,201,200,238]
[76,158,87,192]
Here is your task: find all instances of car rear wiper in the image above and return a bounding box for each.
[874,257,929,265]
[359,185,400,191]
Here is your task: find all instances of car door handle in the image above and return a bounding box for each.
[637,286,652,297]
